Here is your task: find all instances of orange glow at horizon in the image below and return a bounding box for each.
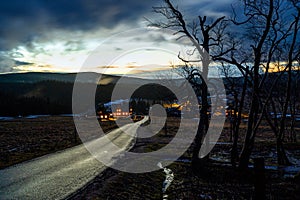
[262,61,300,73]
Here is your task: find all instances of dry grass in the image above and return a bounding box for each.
[69,117,300,200]
[1,116,299,199]
[0,116,117,169]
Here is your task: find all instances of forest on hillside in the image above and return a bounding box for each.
[0,79,177,116]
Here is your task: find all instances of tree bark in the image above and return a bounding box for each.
[231,75,248,167]
[276,138,291,165]
[239,0,274,171]
[192,77,209,167]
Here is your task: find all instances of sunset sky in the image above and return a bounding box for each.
[0,0,234,77]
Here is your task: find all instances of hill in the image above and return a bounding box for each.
[0,72,118,85]
[0,72,177,116]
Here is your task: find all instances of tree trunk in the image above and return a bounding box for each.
[289,99,297,142]
[239,91,259,170]
[253,157,266,200]
[231,75,248,167]
[192,83,209,168]
[276,138,291,165]
[239,0,274,171]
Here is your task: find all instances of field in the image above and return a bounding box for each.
[69,117,300,200]
[0,116,117,169]
[1,116,300,199]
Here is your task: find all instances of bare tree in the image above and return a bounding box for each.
[289,58,300,142]
[214,0,300,169]
[150,0,300,171]
[235,0,277,170]
[264,0,300,165]
[219,63,250,167]
[149,0,232,169]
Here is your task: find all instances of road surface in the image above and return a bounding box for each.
[0,117,147,200]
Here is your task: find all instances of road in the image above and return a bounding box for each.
[0,117,147,200]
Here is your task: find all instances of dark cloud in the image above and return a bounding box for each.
[8,51,24,59]
[0,56,17,73]
[98,66,119,68]
[64,41,86,52]
[0,0,237,51]
[0,0,238,73]
[115,47,123,51]
[178,0,234,18]
[148,34,168,43]
[129,33,167,44]
[0,0,157,50]
[15,60,34,66]
[0,54,36,73]
[126,65,137,68]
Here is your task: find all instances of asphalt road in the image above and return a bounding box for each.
[0,117,147,200]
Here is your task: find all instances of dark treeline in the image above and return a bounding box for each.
[0,81,73,116]
[0,80,177,116]
[1,72,298,117]
[131,83,176,100]
[0,80,114,116]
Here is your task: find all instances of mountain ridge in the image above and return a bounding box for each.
[0,72,162,85]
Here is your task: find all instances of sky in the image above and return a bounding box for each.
[0,0,235,77]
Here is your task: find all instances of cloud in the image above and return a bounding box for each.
[115,47,123,51]
[15,60,34,66]
[126,69,147,74]
[0,55,33,73]
[178,0,234,19]
[0,0,238,74]
[0,0,238,52]
[0,0,157,50]
[0,56,16,73]
[64,41,86,52]
[126,65,138,68]
[98,66,119,69]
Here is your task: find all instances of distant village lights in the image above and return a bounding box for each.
[98,107,133,121]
